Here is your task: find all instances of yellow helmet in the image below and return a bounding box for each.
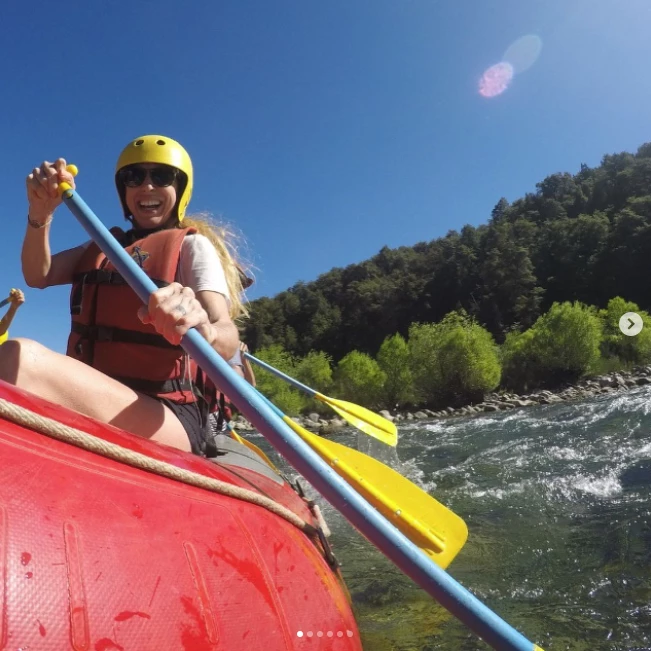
[115,135,193,222]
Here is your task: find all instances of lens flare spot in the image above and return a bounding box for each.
[478,62,514,98]
[503,34,543,74]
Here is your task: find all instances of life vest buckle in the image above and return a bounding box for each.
[85,325,115,342]
[95,269,124,284]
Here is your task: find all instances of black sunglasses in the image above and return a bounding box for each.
[118,165,179,188]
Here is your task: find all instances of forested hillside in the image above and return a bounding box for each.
[243,143,651,360]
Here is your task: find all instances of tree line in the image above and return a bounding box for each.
[242,142,651,412]
[253,298,651,414]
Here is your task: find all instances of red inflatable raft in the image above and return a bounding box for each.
[0,381,362,650]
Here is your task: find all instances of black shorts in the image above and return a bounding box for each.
[156,398,209,456]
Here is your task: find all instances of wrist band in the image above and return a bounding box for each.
[27,214,53,229]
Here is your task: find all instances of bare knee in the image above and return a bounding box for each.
[0,338,49,386]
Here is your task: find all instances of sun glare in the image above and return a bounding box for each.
[478,62,514,98]
[479,34,542,98]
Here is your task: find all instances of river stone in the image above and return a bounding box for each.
[506,399,536,408]
[307,412,321,423]
[636,376,651,385]
[379,410,394,422]
[414,411,429,419]
[613,373,627,387]
[483,404,499,412]
[319,420,345,435]
[406,412,414,420]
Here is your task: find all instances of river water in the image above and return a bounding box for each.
[256,387,651,650]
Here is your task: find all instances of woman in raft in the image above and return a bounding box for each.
[0,134,251,455]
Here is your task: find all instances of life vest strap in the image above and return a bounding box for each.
[72,269,169,287]
[70,271,169,316]
[71,322,180,349]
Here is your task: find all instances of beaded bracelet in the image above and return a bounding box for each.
[27,214,53,229]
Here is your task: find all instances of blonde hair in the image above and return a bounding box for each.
[177,213,253,321]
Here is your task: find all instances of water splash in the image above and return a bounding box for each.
[254,388,651,648]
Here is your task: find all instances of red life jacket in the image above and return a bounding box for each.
[66,226,215,407]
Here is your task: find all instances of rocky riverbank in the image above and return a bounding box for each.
[231,365,651,434]
[386,365,651,423]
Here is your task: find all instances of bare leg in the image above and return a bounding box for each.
[0,338,191,452]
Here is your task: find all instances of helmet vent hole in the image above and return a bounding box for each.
[135,139,144,146]
[156,139,166,145]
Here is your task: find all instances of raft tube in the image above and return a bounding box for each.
[0,381,362,650]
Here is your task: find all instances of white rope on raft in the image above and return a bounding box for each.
[0,397,314,535]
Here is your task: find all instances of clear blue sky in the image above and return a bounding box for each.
[2,0,650,353]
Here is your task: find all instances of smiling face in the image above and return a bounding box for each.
[123,163,179,229]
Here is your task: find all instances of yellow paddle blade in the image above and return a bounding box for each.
[316,394,398,447]
[284,416,467,569]
[229,427,279,472]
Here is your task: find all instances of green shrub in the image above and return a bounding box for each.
[502,301,602,391]
[500,329,539,391]
[296,351,333,393]
[254,344,307,415]
[409,310,501,407]
[599,297,651,364]
[334,351,387,408]
[376,334,414,408]
[530,301,602,384]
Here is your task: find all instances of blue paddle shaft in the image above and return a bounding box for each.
[244,352,317,397]
[61,188,540,651]
[0,298,10,309]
